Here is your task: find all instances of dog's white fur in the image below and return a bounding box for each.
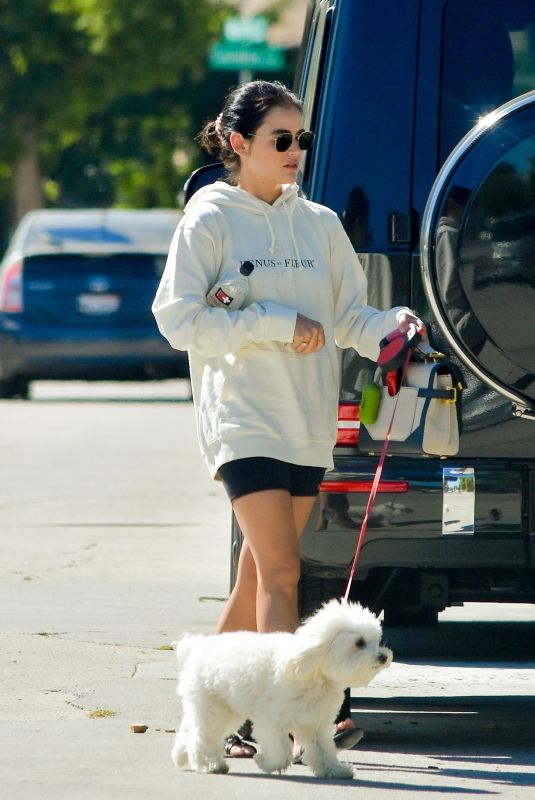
[172,598,392,778]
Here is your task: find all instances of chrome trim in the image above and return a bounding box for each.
[513,404,535,421]
[300,0,333,128]
[420,90,535,415]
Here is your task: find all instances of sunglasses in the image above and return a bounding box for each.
[250,130,315,152]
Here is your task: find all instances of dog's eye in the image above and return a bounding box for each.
[355,637,366,649]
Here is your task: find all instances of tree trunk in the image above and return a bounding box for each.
[13,117,43,222]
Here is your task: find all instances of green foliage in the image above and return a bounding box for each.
[50,0,225,91]
[0,0,301,246]
[0,0,226,231]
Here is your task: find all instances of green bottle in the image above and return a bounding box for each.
[360,383,382,425]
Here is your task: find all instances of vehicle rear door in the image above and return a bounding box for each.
[298,0,420,405]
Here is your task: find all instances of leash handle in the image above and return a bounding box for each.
[343,350,410,602]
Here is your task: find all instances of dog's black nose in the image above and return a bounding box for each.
[377,652,388,665]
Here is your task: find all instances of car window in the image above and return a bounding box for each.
[36,227,132,245]
[440,0,535,164]
[297,0,333,189]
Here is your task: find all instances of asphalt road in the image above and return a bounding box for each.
[1,380,534,800]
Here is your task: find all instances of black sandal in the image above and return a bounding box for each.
[292,727,364,766]
[224,732,257,758]
[333,726,364,749]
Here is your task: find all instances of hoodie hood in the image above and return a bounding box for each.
[185,180,300,214]
[185,181,301,260]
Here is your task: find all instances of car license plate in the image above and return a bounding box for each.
[77,293,120,315]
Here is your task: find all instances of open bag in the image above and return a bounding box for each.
[358,332,463,457]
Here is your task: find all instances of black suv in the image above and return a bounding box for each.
[228,0,535,624]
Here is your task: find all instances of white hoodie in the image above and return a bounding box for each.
[152,181,409,477]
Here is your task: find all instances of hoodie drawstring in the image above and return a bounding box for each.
[251,185,301,265]
[261,206,276,255]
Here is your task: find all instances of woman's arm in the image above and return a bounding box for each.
[329,215,419,359]
[152,222,297,357]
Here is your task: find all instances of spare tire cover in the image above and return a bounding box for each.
[421,91,535,411]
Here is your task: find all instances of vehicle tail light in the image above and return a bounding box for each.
[332,400,409,493]
[0,260,23,312]
[320,480,409,493]
[336,401,359,446]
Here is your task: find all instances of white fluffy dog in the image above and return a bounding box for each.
[171,599,392,778]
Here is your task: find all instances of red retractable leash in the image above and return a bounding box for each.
[343,326,424,602]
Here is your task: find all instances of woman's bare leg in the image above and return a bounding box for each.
[231,489,300,632]
[217,493,317,634]
[216,491,316,756]
[291,495,318,544]
[215,541,257,634]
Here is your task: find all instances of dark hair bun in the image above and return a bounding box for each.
[197,80,303,181]
[198,120,223,156]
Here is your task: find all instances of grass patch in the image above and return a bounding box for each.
[87,709,116,719]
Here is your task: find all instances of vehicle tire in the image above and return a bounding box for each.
[0,377,29,399]
[298,574,346,620]
[383,604,439,627]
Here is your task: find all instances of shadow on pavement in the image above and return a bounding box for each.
[383,620,535,659]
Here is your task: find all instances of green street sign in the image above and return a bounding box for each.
[209,41,284,72]
[223,15,268,44]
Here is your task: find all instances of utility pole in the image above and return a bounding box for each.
[239,0,253,83]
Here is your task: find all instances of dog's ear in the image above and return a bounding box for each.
[285,637,332,682]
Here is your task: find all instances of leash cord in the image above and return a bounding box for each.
[343,351,411,602]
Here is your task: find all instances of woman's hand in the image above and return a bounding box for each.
[291,312,325,354]
[397,312,428,342]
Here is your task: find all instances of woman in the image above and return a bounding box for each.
[152,80,423,759]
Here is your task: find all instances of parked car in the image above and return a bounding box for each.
[218,0,535,625]
[0,208,187,398]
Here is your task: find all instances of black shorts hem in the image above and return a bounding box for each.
[230,483,290,504]
[218,457,325,505]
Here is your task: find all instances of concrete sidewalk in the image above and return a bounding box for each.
[0,391,233,798]
[2,391,384,800]
[1,390,534,800]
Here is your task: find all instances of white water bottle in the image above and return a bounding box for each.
[206,260,254,310]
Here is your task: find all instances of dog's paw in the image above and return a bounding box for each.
[206,760,229,775]
[171,743,188,768]
[316,761,354,780]
[254,753,290,775]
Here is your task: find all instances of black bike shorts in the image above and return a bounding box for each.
[218,457,326,504]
